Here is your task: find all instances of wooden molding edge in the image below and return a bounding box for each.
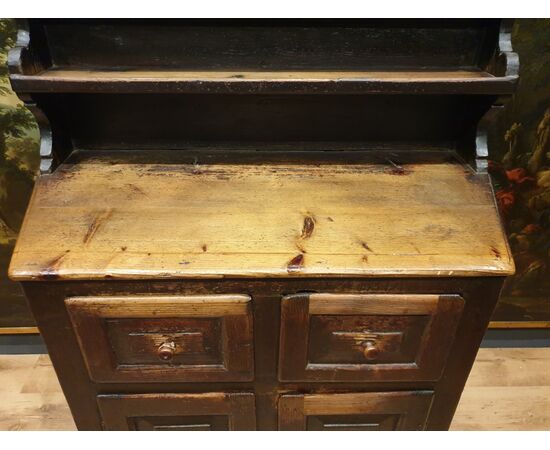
[0,326,40,335]
[489,321,550,329]
[4,323,547,334]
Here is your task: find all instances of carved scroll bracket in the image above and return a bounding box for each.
[8,21,56,174]
[475,20,520,173]
[17,93,54,175]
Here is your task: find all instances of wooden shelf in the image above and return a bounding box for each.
[9,149,513,281]
[10,68,517,95]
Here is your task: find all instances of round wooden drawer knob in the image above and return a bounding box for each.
[158,341,176,361]
[362,340,380,361]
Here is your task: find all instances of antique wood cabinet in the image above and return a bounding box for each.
[8,19,518,431]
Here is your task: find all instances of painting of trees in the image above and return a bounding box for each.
[0,18,39,327]
[489,19,550,321]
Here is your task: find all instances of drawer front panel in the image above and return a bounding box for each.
[308,314,429,365]
[98,392,256,431]
[279,391,433,431]
[106,317,224,366]
[66,294,254,383]
[279,293,464,382]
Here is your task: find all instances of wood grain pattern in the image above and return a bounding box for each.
[66,295,250,317]
[309,294,439,315]
[279,293,465,382]
[0,355,76,431]
[302,391,433,414]
[308,315,428,365]
[457,348,550,387]
[2,348,547,431]
[10,69,517,95]
[279,391,434,430]
[65,295,254,383]
[277,394,305,430]
[12,20,503,70]
[19,69,501,80]
[8,20,516,174]
[9,151,513,281]
[489,321,550,329]
[97,392,256,431]
[5,19,519,432]
[0,327,39,335]
[11,19,519,96]
[0,355,40,394]
[452,386,550,431]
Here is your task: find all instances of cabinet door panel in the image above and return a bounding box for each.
[98,392,256,431]
[279,391,433,431]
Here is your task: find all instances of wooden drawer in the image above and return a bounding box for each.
[66,294,254,383]
[279,293,464,382]
[278,391,433,431]
[98,392,256,430]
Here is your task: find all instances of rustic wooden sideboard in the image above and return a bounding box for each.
[8,19,518,431]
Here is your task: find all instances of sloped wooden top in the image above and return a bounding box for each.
[9,149,514,281]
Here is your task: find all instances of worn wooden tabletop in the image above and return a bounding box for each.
[10,150,513,281]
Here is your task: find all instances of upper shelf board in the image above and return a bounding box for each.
[10,68,517,95]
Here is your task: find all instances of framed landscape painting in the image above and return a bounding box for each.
[488,19,550,325]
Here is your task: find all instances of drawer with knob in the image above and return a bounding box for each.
[279,293,464,382]
[65,294,254,383]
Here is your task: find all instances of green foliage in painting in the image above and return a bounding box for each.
[0,20,17,95]
[0,18,39,327]
[0,19,38,239]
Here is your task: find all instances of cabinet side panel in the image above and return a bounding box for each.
[426,277,505,430]
[21,282,102,430]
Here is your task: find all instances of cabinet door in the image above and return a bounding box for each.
[98,392,256,430]
[279,391,433,431]
[66,294,254,383]
[279,293,464,382]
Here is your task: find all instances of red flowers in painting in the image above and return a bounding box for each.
[491,166,537,217]
[495,188,516,216]
[521,223,542,234]
[505,168,536,186]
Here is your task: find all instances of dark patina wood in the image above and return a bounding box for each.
[65,295,254,383]
[8,19,518,431]
[98,392,256,431]
[278,391,434,431]
[18,277,505,430]
[279,293,465,382]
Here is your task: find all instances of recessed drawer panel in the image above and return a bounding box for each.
[279,293,464,382]
[98,392,256,431]
[66,295,254,383]
[279,391,433,431]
